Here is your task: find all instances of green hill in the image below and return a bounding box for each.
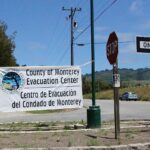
[84,68,150,86]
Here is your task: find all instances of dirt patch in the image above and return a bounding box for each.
[0,121,149,148]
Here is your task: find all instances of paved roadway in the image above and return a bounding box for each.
[0,100,150,123]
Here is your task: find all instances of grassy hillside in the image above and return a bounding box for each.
[84,87,150,101]
[83,68,150,101]
[84,68,150,84]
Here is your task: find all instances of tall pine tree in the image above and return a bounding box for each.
[0,21,17,66]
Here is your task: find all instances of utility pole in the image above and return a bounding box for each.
[62,7,81,66]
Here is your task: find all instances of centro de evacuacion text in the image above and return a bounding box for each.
[20,89,77,99]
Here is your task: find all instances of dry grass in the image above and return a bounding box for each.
[84,87,150,101]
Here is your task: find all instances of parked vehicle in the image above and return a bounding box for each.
[119,92,138,101]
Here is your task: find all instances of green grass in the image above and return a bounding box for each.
[27,109,65,114]
[87,139,101,146]
[0,120,86,131]
[84,87,150,101]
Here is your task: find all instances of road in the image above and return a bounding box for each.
[0,100,150,123]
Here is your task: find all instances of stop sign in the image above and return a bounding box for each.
[106,32,118,65]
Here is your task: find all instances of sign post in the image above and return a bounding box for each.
[106,32,120,139]
[112,61,120,140]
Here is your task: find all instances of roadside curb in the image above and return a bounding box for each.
[50,143,150,150]
[2,143,150,150]
[57,143,150,150]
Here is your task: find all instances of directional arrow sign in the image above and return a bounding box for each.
[136,36,150,53]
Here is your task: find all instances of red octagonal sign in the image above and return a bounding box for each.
[106,32,118,65]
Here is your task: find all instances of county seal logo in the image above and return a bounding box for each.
[0,71,24,93]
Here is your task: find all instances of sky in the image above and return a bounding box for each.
[0,0,150,74]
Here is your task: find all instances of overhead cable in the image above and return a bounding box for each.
[74,0,118,41]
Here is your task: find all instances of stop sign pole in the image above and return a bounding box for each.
[106,32,120,139]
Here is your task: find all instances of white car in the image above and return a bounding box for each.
[120,92,138,101]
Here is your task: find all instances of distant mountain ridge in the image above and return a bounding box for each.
[84,68,150,83]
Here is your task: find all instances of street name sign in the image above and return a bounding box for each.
[0,66,83,112]
[136,36,150,53]
[106,32,118,65]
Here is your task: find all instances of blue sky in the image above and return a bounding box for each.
[0,0,150,74]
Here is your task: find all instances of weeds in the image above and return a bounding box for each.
[124,129,135,139]
[99,129,108,136]
[87,139,100,146]
[34,123,49,128]
[61,131,69,136]
[68,140,73,147]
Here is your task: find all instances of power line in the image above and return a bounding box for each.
[77,0,109,29]
[62,7,81,66]
[74,0,118,41]
[56,1,82,66]
[51,1,80,65]
[58,0,118,66]
[47,0,71,62]
[56,45,70,65]
[94,0,117,22]
[75,0,88,18]
[75,40,135,46]
[76,0,87,8]
[48,10,64,56]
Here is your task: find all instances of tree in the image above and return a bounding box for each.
[0,21,17,66]
[95,79,112,92]
[82,76,91,94]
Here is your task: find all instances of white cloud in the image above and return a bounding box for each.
[119,43,138,67]
[94,26,110,41]
[119,57,136,65]
[129,0,143,14]
[95,26,109,32]
[95,31,136,43]
[120,42,136,54]
[140,21,150,31]
[95,34,108,42]
[29,42,47,50]
[117,33,136,54]
[118,32,135,41]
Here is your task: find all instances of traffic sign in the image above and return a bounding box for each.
[136,36,150,53]
[106,32,118,65]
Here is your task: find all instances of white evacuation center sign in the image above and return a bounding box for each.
[0,66,83,112]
